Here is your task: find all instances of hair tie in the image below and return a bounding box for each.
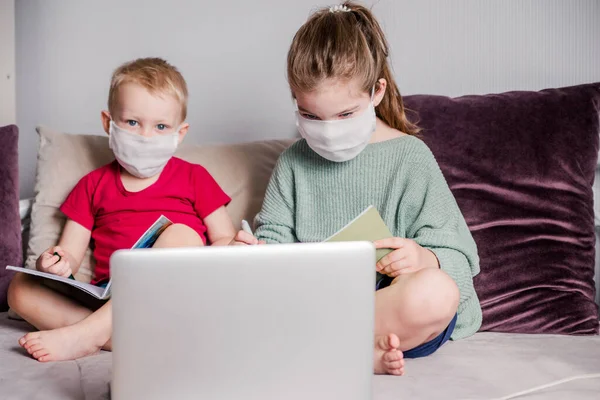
[329,4,351,13]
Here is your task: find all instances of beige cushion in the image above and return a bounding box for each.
[26,125,293,283]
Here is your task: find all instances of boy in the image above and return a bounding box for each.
[8,58,237,362]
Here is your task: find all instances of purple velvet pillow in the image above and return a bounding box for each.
[404,83,600,335]
[0,124,21,311]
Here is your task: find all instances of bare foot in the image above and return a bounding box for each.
[374,333,405,375]
[18,324,104,362]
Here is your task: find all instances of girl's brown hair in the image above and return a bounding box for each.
[287,1,420,135]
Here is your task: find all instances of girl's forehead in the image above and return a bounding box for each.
[296,78,369,102]
[294,79,371,116]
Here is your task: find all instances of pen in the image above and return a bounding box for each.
[241,220,254,236]
[54,251,75,280]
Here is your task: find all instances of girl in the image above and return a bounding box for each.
[235,2,481,375]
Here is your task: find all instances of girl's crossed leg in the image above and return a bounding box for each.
[373,267,459,375]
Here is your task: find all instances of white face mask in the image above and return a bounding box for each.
[295,89,377,162]
[108,121,179,178]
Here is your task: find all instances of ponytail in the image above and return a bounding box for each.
[348,2,420,135]
[377,63,421,135]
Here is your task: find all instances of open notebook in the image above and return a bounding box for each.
[6,215,172,300]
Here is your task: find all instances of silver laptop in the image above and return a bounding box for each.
[110,242,375,400]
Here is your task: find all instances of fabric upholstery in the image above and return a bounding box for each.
[404,83,600,334]
[0,125,22,311]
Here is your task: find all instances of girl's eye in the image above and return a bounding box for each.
[340,112,354,118]
[302,113,319,120]
[127,120,138,127]
[157,124,167,131]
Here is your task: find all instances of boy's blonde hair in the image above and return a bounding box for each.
[287,1,420,135]
[108,57,189,121]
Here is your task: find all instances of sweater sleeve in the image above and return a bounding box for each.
[401,148,481,325]
[254,153,298,244]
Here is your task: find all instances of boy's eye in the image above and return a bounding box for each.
[157,124,167,131]
[126,120,138,127]
[340,112,354,118]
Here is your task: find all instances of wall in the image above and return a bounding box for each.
[0,0,16,127]
[15,0,600,199]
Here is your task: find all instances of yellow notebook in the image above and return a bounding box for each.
[324,205,394,262]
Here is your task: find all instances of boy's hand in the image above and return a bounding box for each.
[229,231,265,246]
[36,246,73,278]
[374,238,439,277]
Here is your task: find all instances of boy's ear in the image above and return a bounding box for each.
[373,78,387,108]
[177,123,190,144]
[101,111,111,135]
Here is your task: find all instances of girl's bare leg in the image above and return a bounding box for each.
[373,268,459,375]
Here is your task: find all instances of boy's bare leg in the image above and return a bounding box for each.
[153,223,204,248]
[11,223,202,362]
[8,272,94,330]
[8,272,112,361]
[18,301,113,362]
[373,268,459,376]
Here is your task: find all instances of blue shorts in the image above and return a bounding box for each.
[376,273,457,359]
[404,313,457,358]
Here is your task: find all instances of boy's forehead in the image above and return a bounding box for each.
[113,82,182,120]
[116,82,177,104]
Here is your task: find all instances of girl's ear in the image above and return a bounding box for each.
[373,78,387,107]
[101,111,111,135]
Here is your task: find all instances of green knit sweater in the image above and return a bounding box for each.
[254,136,482,340]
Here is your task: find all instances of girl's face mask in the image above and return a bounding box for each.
[109,121,179,178]
[295,88,376,163]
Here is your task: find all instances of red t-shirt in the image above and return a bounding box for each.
[60,157,230,284]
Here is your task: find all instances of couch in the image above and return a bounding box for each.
[1,84,600,399]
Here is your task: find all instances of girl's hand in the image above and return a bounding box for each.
[36,246,73,278]
[229,231,265,246]
[374,238,439,277]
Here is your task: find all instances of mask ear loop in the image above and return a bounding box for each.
[173,124,183,146]
[293,98,302,127]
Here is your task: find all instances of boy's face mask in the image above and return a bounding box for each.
[295,88,376,163]
[108,121,179,178]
